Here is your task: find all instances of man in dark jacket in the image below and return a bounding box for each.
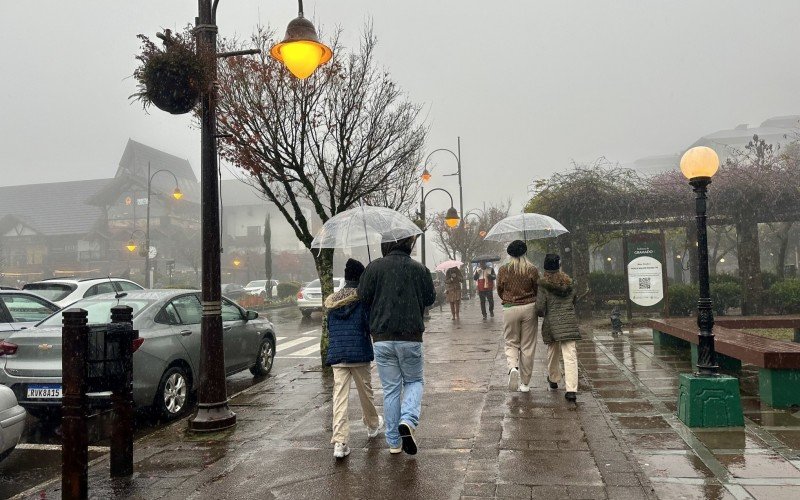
[358,236,436,455]
[326,259,384,459]
[473,261,496,319]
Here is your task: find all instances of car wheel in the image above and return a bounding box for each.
[301,309,312,318]
[155,366,190,420]
[250,337,275,377]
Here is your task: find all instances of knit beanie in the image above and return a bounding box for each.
[543,254,561,271]
[344,258,366,282]
[507,240,527,258]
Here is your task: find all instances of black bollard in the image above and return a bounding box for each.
[62,308,89,500]
[109,305,135,477]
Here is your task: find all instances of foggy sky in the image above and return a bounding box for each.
[2,1,800,216]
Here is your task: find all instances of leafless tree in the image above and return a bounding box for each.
[216,23,426,363]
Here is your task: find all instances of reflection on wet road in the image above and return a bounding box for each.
[0,305,321,499]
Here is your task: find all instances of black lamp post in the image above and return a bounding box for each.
[143,162,183,289]
[422,138,464,230]
[188,0,331,433]
[418,187,459,267]
[680,146,720,376]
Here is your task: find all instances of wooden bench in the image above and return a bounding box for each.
[647,317,800,408]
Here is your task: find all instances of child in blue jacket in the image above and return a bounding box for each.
[326,258,384,459]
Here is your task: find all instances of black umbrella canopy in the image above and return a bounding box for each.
[471,255,500,263]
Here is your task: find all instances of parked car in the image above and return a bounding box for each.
[0,384,25,462]
[221,283,247,300]
[0,289,276,420]
[297,278,344,318]
[243,279,279,298]
[22,277,144,308]
[0,291,60,340]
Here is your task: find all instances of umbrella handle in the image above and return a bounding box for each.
[360,200,372,263]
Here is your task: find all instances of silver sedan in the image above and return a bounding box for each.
[0,290,277,420]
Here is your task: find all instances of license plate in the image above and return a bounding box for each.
[27,384,62,399]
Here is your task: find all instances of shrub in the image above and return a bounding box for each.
[710,273,740,285]
[277,281,302,299]
[761,271,780,291]
[588,272,626,307]
[768,279,800,313]
[668,284,698,317]
[710,282,741,315]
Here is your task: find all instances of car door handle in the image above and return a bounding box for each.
[180,329,193,336]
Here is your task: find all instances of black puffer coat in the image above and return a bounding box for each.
[536,271,581,344]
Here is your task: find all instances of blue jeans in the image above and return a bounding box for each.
[373,341,424,448]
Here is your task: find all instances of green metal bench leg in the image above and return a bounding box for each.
[758,368,800,408]
[690,344,741,372]
[652,330,689,349]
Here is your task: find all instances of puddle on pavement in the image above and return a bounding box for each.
[772,430,800,450]
[692,429,766,451]
[622,432,690,450]
[715,453,800,478]
[651,481,735,500]
[604,401,656,414]
[635,453,714,478]
[615,416,671,430]
[745,411,800,427]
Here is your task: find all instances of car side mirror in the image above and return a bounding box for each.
[245,310,259,321]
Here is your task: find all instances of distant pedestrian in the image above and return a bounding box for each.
[536,254,581,402]
[326,258,385,459]
[359,236,436,455]
[444,266,464,320]
[473,261,496,319]
[496,240,539,393]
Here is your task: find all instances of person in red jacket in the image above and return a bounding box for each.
[473,261,496,319]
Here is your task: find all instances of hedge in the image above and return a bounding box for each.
[276,281,302,299]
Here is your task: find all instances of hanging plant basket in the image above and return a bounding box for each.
[131,28,209,115]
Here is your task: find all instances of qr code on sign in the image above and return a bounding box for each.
[639,277,651,290]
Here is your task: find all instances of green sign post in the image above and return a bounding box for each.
[623,232,669,319]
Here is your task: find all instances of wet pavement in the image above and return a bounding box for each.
[8,301,800,499]
[0,305,320,500]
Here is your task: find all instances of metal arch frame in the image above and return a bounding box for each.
[419,187,457,268]
[421,138,465,231]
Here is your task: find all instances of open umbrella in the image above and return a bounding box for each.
[484,213,568,242]
[311,205,421,260]
[435,259,463,272]
[471,255,500,264]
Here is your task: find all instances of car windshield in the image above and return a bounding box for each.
[246,280,266,288]
[306,279,341,289]
[22,283,76,301]
[37,298,154,327]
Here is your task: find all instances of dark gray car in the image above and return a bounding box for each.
[0,290,276,420]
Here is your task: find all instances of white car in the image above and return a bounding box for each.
[0,384,25,462]
[22,277,144,308]
[297,278,344,318]
[243,280,279,298]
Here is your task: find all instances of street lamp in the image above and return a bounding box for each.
[422,137,464,229]
[143,162,183,289]
[676,145,743,427]
[418,187,459,267]
[233,257,241,267]
[188,0,331,433]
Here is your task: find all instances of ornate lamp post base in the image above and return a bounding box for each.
[677,373,743,427]
[187,403,237,432]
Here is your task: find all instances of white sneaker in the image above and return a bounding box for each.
[389,446,402,454]
[518,383,530,393]
[333,442,350,459]
[508,368,520,390]
[367,416,385,438]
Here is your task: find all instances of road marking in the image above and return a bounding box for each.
[278,336,317,351]
[276,336,287,341]
[290,344,320,357]
[16,443,110,452]
[299,329,319,336]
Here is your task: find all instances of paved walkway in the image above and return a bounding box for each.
[18,301,800,499]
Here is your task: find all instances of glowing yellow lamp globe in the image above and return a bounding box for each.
[270,16,332,80]
[233,258,241,267]
[444,207,460,228]
[680,146,719,180]
[421,169,432,183]
[126,240,137,253]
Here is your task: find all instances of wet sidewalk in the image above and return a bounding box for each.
[18,302,800,499]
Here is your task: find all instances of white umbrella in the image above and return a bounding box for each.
[311,205,422,259]
[484,213,568,242]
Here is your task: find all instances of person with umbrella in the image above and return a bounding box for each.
[444,264,465,320]
[496,240,540,392]
[473,260,497,319]
[359,236,436,455]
